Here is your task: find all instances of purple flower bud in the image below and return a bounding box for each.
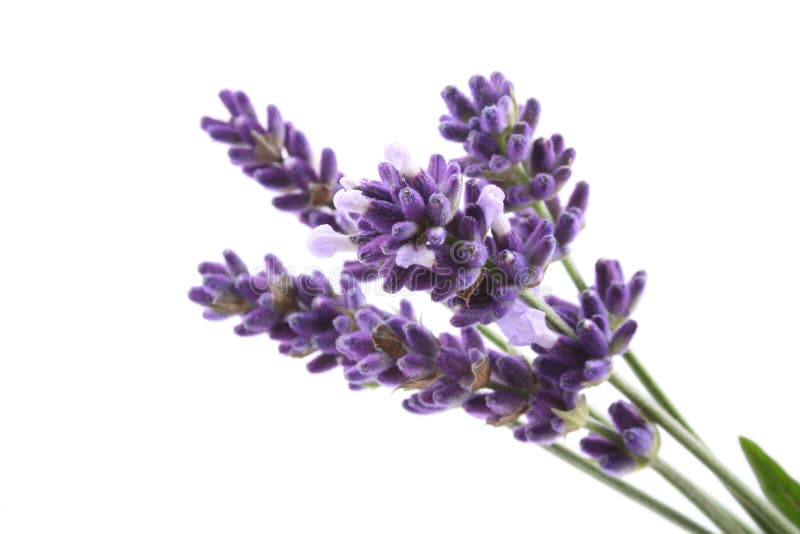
[272,191,311,212]
[253,167,291,189]
[243,307,276,332]
[567,181,590,212]
[398,187,426,221]
[600,452,638,475]
[223,249,248,276]
[530,138,556,173]
[486,390,526,415]
[468,74,496,110]
[439,121,471,141]
[580,290,606,318]
[519,98,541,129]
[609,320,637,355]
[529,173,556,200]
[344,365,373,385]
[188,287,214,305]
[463,395,493,419]
[583,358,612,383]
[488,155,511,173]
[306,353,339,374]
[286,128,311,161]
[203,273,234,292]
[506,134,528,162]
[266,104,284,143]
[623,427,655,457]
[202,118,243,143]
[554,208,582,246]
[426,193,451,226]
[432,382,471,407]
[441,85,477,121]
[357,352,395,375]
[628,271,647,312]
[605,282,630,316]
[481,105,507,135]
[336,332,374,360]
[397,353,434,379]
[595,259,623,298]
[391,221,422,241]
[403,323,439,356]
[466,130,500,160]
[377,367,407,387]
[577,319,609,359]
[609,401,646,431]
[494,354,535,389]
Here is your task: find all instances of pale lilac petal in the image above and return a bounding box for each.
[496,299,558,347]
[395,243,436,268]
[384,143,420,177]
[333,189,370,214]
[338,176,360,190]
[306,224,357,257]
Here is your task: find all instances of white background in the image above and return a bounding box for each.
[1,1,799,532]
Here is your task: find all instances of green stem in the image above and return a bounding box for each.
[542,444,713,534]
[609,372,800,534]
[475,324,512,353]
[652,458,754,534]
[560,254,589,292]
[622,349,699,439]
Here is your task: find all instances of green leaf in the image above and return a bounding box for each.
[740,436,800,528]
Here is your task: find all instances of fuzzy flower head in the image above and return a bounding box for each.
[439,73,580,211]
[201,90,345,230]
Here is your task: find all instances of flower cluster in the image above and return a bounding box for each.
[595,258,647,319]
[191,71,661,482]
[201,90,345,230]
[537,290,638,391]
[307,149,556,336]
[581,401,659,475]
[189,251,539,422]
[438,72,534,177]
[440,73,589,254]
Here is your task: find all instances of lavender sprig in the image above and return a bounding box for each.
[202,90,345,230]
[188,74,800,534]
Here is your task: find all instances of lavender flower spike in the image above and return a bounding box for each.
[201,90,346,230]
[189,252,538,423]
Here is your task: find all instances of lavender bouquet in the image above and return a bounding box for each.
[189,73,800,533]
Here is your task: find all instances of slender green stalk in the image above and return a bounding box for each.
[542,444,713,534]
[475,324,512,353]
[560,254,589,292]
[652,458,755,534]
[622,349,699,439]
[609,372,800,534]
